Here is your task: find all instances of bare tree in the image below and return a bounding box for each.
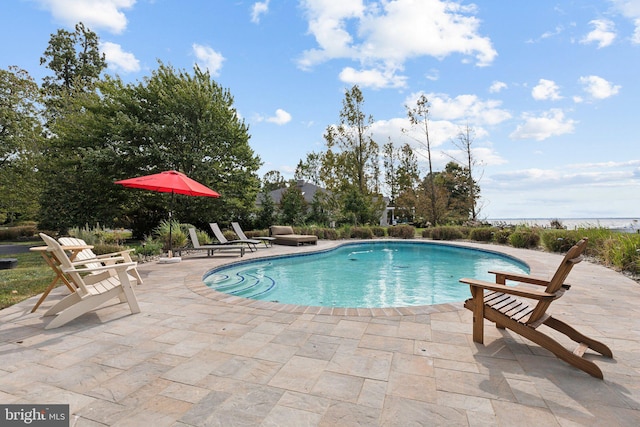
[404,94,440,225]
[450,123,483,221]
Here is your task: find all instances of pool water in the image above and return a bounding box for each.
[203,241,529,308]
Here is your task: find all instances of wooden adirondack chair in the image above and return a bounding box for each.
[39,233,140,329]
[58,236,143,285]
[459,238,612,378]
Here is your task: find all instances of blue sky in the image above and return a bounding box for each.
[2,0,639,219]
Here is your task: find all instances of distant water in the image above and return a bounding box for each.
[487,218,640,233]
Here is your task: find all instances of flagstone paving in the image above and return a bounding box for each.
[1,240,639,426]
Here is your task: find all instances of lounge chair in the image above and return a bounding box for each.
[39,233,140,329]
[58,236,144,285]
[269,225,318,246]
[209,223,260,252]
[459,238,613,378]
[177,228,245,257]
[232,222,274,248]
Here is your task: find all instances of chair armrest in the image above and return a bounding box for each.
[488,270,550,286]
[69,256,126,267]
[92,249,135,259]
[63,262,137,274]
[459,278,556,300]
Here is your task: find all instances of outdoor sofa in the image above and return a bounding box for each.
[269,225,318,246]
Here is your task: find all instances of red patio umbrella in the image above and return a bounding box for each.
[115,170,220,257]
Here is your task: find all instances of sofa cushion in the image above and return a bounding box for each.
[270,225,294,236]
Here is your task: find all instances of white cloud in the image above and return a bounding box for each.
[34,0,135,34]
[531,79,562,101]
[192,44,225,76]
[251,0,270,24]
[339,66,407,89]
[579,75,621,99]
[416,93,512,126]
[581,19,616,48]
[609,1,640,43]
[266,109,292,125]
[101,42,140,73]
[510,109,576,141]
[489,81,507,93]
[298,0,497,88]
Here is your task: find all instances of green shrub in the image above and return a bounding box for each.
[509,227,540,248]
[370,226,386,237]
[351,227,374,239]
[133,235,163,257]
[0,225,37,241]
[540,230,579,252]
[468,227,495,242]
[493,229,512,244]
[153,220,188,250]
[601,235,640,274]
[93,243,130,255]
[323,228,339,240]
[426,226,464,240]
[194,229,212,245]
[388,225,416,239]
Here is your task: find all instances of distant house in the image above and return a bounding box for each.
[261,180,326,205]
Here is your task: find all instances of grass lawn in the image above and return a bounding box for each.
[0,242,54,309]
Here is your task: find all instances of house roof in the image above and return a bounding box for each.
[259,180,326,205]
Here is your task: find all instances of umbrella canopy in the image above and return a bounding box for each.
[114,170,220,198]
[115,170,220,258]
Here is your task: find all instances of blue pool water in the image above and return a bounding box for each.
[203,241,529,308]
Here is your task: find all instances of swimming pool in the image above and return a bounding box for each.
[203,241,529,308]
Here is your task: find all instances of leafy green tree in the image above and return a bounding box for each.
[39,59,261,236]
[294,151,323,185]
[279,184,306,225]
[0,67,43,222]
[255,192,276,230]
[321,85,381,225]
[262,170,286,193]
[438,161,480,223]
[323,85,379,194]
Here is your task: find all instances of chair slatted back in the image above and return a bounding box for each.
[40,233,90,297]
[58,237,103,270]
[527,238,588,324]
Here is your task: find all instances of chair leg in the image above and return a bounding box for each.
[44,292,82,316]
[483,309,605,379]
[45,289,121,329]
[117,270,140,314]
[543,316,613,358]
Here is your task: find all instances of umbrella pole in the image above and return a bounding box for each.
[168,191,174,258]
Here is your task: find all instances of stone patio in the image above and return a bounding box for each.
[1,240,639,426]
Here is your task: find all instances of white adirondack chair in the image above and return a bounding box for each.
[58,236,143,285]
[39,233,141,329]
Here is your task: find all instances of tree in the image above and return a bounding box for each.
[255,192,276,230]
[294,151,323,185]
[0,67,43,222]
[450,124,482,221]
[405,94,441,225]
[323,85,379,194]
[40,22,106,95]
[39,61,262,236]
[279,184,306,225]
[321,85,381,225]
[262,170,286,193]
